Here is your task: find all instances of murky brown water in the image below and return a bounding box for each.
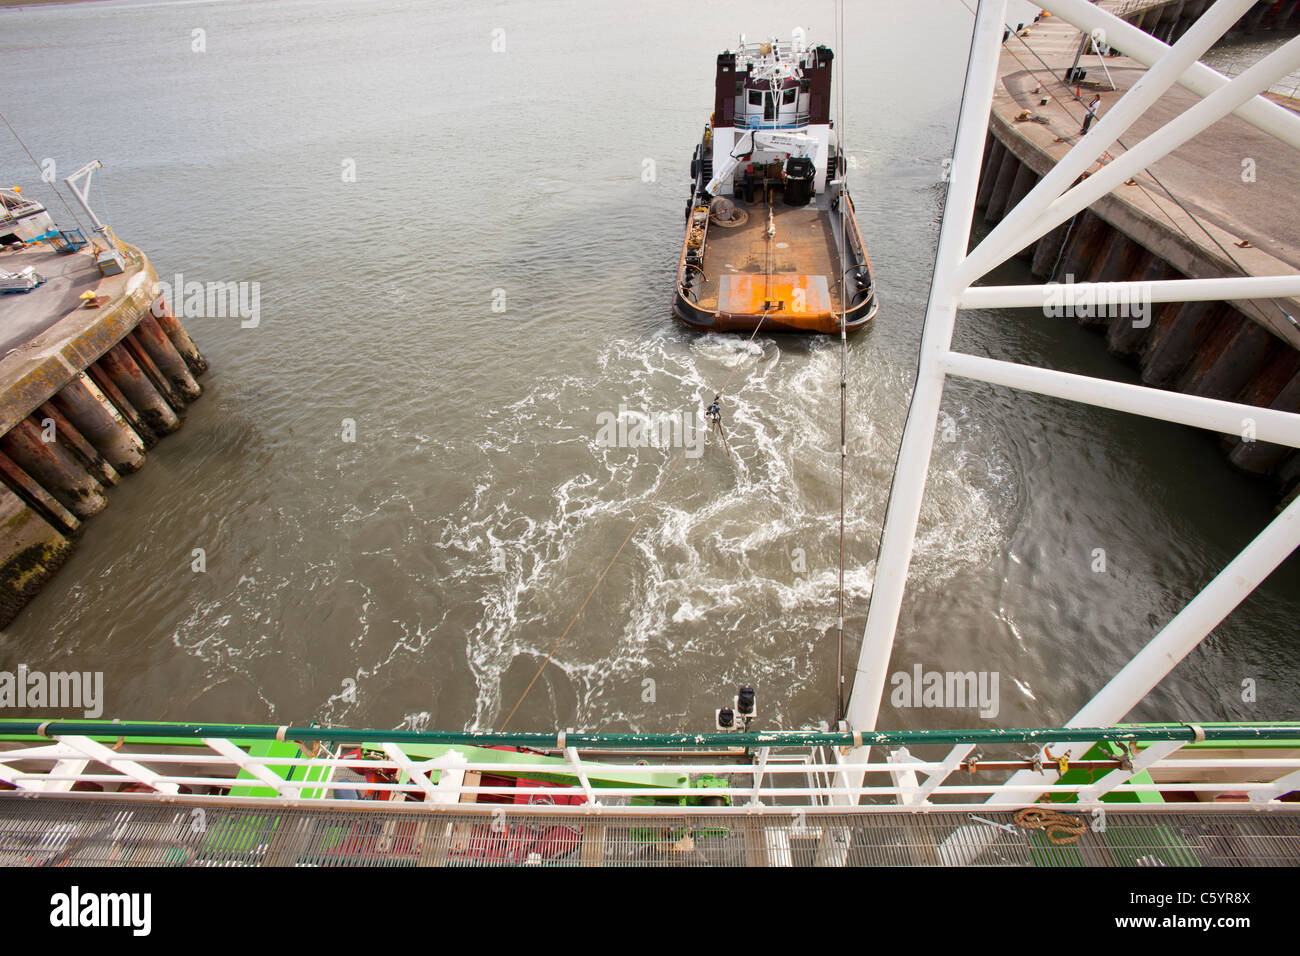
[0,0,1294,734]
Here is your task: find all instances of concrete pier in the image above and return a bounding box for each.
[974,6,1300,498]
[0,238,207,626]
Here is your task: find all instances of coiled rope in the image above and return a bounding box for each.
[1014,807,1089,845]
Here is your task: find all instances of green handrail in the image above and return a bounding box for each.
[0,719,1296,749]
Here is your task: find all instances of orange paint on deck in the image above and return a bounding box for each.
[718,273,832,316]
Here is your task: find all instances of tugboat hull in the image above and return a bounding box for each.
[673,187,877,335]
[673,38,878,335]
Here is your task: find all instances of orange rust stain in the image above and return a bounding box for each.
[718,273,832,316]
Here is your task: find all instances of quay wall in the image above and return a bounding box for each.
[1111,0,1300,44]
[0,246,206,626]
[974,116,1300,499]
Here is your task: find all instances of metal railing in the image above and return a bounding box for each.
[2,721,1297,813]
[733,112,812,130]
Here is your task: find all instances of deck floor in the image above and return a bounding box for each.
[0,244,101,356]
[3,797,1297,867]
[696,199,847,312]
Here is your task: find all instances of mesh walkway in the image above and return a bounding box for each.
[3,797,1297,867]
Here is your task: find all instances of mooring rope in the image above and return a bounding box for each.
[834,0,850,724]
[1014,806,1089,845]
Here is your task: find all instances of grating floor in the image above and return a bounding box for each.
[2,798,1298,867]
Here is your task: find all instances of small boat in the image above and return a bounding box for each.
[0,187,57,246]
[674,32,878,335]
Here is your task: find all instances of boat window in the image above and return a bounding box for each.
[783,88,797,104]
[748,89,763,106]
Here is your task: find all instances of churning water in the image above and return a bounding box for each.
[0,0,1295,734]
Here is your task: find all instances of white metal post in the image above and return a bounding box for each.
[565,745,597,805]
[380,743,441,801]
[60,735,180,795]
[960,274,1300,309]
[205,737,298,798]
[841,0,1009,755]
[943,351,1300,446]
[1077,739,1183,802]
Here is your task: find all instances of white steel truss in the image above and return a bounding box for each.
[843,0,1300,803]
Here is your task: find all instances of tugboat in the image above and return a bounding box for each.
[674,32,877,335]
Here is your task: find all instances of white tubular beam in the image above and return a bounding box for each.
[1020,37,1300,250]
[431,752,467,805]
[565,746,597,805]
[0,742,86,761]
[379,743,441,801]
[886,747,925,805]
[59,735,179,795]
[1256,767,1300,803]
[35,759,91,793]
[960,274,1300,309]
[1045,0,1300,149]
[942,351,1300,447]
[203,737,297,797]
[63,161,107,236]
[842,0,1011,771]
[989,493,1300,805]
[912,743,977,804]
[959,0,1256,286]
[1077,739,1183,802]
[750,747,771,806]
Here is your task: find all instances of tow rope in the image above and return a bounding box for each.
[1014,807,1089,846]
